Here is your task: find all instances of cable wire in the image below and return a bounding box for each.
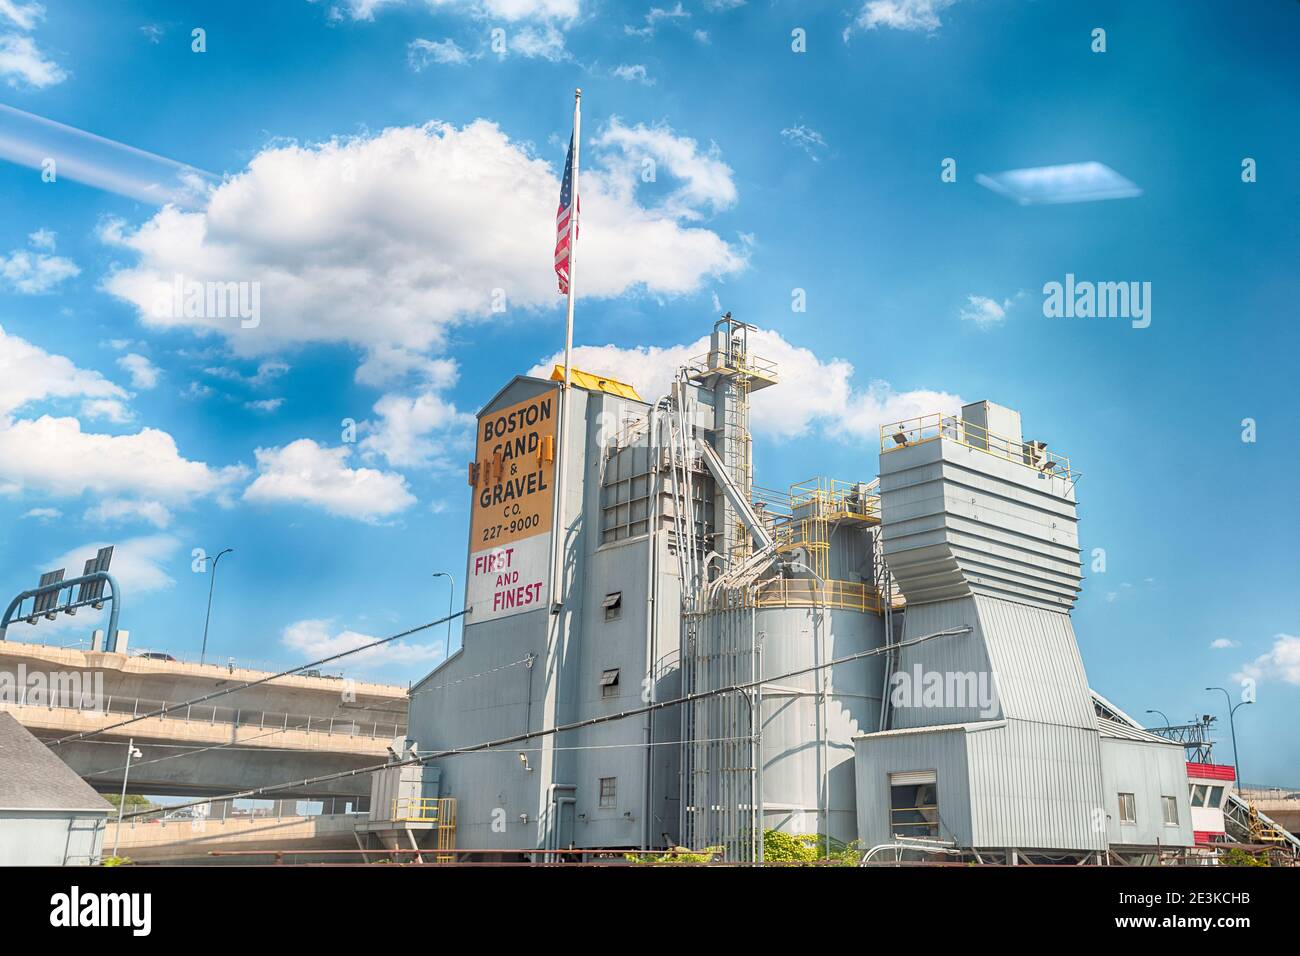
[49,608,468,748]
[120,625,970,820]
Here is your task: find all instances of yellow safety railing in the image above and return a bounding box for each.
[880,413,1074,481]
[390,796,450,823]
[388,797,457,861]
[789,477,881,523]
[1248,805,1289,845]
[767,477,881,580]
[748,577,902,613]
[744,477,900,615]
[687,350,780,384]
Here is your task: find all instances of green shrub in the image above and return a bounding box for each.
[762,829,862,866]
[1222,846,1269,867]
[625,845,723,864]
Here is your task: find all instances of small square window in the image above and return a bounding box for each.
[888,771,939,839]
[1207,785,1224,808]
[1161,795,1178,826]
[600,668,620,699]
[602,592,622,621]
[599,777,617,808]
[1118,792,1136,824]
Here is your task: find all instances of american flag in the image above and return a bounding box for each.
[554,134,579,294]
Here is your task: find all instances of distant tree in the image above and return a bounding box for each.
[104,794,154,811]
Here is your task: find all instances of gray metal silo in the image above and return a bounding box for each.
[681,476,891,860]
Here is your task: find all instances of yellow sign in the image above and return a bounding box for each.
[467,390,557,620]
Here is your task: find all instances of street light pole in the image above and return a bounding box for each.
[200,548,234,666]
[1145,709,1171,728]
[112,738,142,859]
[432,572,455,662]
[1206,686,1252,786]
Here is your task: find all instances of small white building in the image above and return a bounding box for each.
[0,713,112,865]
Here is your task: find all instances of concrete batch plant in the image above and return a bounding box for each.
[395,314,1198,864]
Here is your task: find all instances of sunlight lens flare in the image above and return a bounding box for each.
[0,103,218,208]
[975,161,1142,205]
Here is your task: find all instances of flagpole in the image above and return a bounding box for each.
[551,88,580,613]
[563,88,580,392]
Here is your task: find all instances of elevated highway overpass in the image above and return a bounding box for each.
[0,641,409,801]
[1241,788,1300,835]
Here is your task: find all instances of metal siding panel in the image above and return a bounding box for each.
[890,597,998,728]
[1100,737,1195,849]
[974,596,1096,729]
[855,729,972,848]
[880,434,1082,612]
[966,721,1105,851]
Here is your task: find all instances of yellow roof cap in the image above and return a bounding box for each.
[549,365,642,401]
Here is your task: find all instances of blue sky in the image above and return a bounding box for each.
[0,0,1295,781]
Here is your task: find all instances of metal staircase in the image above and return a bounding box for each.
[1223,793,1300,852]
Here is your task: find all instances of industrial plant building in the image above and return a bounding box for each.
[398,316,1238,863]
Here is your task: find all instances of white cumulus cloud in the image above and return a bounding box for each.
[280,617,444,668]
[625,3,689,38]
[335,0,579,23]
[243,397,283,413]
[0,324,126,417]
[1234,634,1300,686]
[27,227,56,250]
[0,244,78,293]
[0,1,45,32]
[0,325,245,507]
[594,117,738,220]
[101,120,746,357]
[780,125,828,161]
[0,31,65,88]
[80,398,133,424]
[612,63,654,85]
[845,0,957,37]
[0,416,246,501]
[84,497,172,529]
[530,328,961,441]
[243,438,416,521]
[408,37,473,69]
[506,22,568,61]
[361,390,474,469]
[958,294,1012,328]
[43,533,182,597]
[26,534,183,637]
[117,353,160,389]
[355,347,458,389]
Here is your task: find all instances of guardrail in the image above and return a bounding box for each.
[748,577,902,613]
[389,796,454,824]
[1,687,405,740]
[687,350,779,383]
[881,413,1074,481]
[0,636,293,675]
